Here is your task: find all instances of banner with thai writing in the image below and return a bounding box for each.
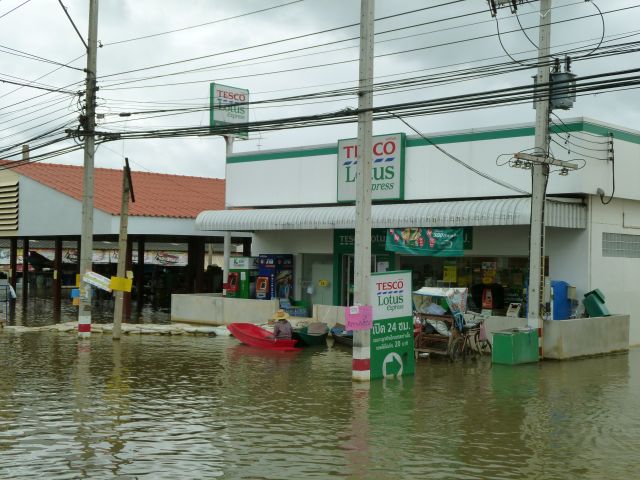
[385,228,464,257]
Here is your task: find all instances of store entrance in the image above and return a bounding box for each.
[340,254,390,306]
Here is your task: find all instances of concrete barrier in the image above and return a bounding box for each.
[171,293,278,326]
[313,304,346,328]
[543,314,630,360]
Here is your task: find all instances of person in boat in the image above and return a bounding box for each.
[272,309,293,340]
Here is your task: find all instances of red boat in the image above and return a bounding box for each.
[228,323,300,351]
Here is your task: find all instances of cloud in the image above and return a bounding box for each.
[1,0,639,178]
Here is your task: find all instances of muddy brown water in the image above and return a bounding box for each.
[1,302,638,479]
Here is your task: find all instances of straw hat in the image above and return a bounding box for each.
[271,309,290,321]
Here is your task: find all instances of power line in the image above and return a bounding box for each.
[98,0,471,80]
[94,38,640,125]
[99,4,640,92]
[388,110,529,195]
[57,0,88,51]
[0,0,31,20]
[0,53,85,100]
[103,0,305,46]
[0,43,84,71]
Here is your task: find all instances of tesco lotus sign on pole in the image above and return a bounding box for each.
[210,83,249,139]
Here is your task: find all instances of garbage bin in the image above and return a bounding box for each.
[583,289,610,317]
[492,328,539,365]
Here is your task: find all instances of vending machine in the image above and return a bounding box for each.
[257,254,293,300]
[226,257,258,298]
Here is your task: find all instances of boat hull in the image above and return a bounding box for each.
[330,327,353,347]
[293,327,329,346]
[228,323,300,351]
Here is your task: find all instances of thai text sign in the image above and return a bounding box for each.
[386,227,464,257]
[345,304,373,331]
[337,133,405,202]
[370,270,414,379]
[210,83,249,139]
[83,271,112,292]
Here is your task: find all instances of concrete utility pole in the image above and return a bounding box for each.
[78,0,99,338]
[222,136,234,295]
[113,159,134,340]
[527,0,552,355]
[352,0,374,382]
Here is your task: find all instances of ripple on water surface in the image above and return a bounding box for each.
[0,330,638,479]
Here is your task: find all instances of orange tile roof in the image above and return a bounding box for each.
[1,161,225,218]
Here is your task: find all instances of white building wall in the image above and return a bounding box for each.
[587,195,640,346]
[19,177,112,236]
[466,226,528,256]
[226,120,640,207]
[252,230,333,255]
[546,227,589,297]
[226,153,336,207]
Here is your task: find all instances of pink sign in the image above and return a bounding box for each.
[345,305,373,331]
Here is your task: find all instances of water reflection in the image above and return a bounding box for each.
[4,296,170,327]
[0,329,637,479]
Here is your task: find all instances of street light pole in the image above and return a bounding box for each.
[527,0,552,357]
[352,0,374,382]
[77,0,99,338]
[222,136,234,296]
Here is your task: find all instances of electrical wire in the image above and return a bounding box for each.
[103,0,305,47]
[99,4,640,92]
[599,134,615,205]
[98,0,483,80]
[95,28,640,111]
[0,43,84,71]
[0,0,31,20]
[386,110,528,195]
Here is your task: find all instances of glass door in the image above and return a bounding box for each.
[340,254,379,306]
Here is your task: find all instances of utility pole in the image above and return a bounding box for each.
[222,136,234,296]
[352,0,374,382]
[527,0,552,356]
[113,159,134,340]
[77,0,99,338]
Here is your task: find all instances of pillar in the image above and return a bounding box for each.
[136,236,145,311]
[53,238,62,322]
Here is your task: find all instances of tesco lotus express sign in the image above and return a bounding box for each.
[337,133,406,203]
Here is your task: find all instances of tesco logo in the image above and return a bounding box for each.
[216,90,246,102]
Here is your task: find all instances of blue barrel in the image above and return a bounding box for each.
[551,280,571,320]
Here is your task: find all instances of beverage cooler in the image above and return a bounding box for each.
[256,254,293,300]
[226,257,258,298]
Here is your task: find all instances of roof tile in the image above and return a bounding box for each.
[1,161,224,218]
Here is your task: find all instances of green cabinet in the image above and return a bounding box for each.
[492,328,539,365]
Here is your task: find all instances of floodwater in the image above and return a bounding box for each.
[1,307,639,479]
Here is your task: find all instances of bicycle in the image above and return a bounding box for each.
[447,313,491,361]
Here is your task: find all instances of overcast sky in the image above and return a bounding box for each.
[1,0,638,178]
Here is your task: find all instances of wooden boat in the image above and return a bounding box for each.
[330,326,353,347]
[228,323,300,351]
[292,323,329,347]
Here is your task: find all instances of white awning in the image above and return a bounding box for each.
[195,198,586,231]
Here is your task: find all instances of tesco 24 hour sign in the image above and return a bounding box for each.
[337,133,405,202]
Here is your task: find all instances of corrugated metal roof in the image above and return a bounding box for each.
[196,198,586,231]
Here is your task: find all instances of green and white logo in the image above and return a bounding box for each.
[337,133,405,202]
[210,83,249,139]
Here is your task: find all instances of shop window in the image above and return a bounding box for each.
[602,232,640,258]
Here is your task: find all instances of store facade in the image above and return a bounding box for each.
[196,118,640,345]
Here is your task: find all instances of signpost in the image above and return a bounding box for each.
[370,270,414,380]
[210,83,249,139]
[338,133,406,203]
